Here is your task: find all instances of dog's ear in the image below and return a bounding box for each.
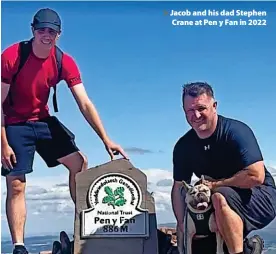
[194,175,205,186]
[182,180,192,192]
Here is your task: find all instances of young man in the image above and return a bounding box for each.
[171,82,276,254]
[1,8,128,254]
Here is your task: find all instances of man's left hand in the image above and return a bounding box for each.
[104,140,129,160]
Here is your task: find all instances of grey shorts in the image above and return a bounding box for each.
[214,185,276,237]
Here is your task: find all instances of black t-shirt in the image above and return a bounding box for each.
[173,115,275,187]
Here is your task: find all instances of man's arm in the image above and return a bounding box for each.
[171,180,186,225]
[215,161,265,189]
[70,83,110,143]
[61,53,127,159]
[1,45,19,169]
[210,122,265,189]
[1,46,15,145]
[1,82,17,170]
[171,138,192,228]
[1,82,10,146]
[70,84,128,159]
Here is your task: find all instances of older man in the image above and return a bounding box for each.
[171,82,276,254]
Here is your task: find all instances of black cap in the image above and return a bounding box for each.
[32,8,61,33]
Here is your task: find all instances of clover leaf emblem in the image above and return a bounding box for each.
[102,186,127,209]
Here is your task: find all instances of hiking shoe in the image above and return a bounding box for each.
[244,235,264,254]
[13,245,28,254]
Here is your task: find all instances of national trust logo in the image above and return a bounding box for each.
[87,173,141,213]
[81,173,149,237]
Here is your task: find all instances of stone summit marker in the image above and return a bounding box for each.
[73,158,158,254]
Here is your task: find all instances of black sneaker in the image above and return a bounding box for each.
[13,245,28,254]
[244,235,264,254]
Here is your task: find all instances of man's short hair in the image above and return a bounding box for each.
[182,82,214,100]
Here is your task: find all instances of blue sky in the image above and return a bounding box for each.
[1,1,276,237]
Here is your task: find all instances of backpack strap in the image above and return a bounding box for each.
[12,40,33,84]
[53,45,63,113]
[9,40,33,106]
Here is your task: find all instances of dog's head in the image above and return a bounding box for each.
[181,176,212,211]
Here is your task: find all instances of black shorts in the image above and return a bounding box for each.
[214,185,276,237]
[1,116,79,177]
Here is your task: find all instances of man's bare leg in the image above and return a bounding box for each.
[6,175,27,244]
[57,151,88,204]
[212,193,244,254]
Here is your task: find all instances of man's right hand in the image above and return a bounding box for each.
[1,144,16,170]
[103,139,129,161]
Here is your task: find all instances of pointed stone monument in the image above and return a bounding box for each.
[73,158,158,254]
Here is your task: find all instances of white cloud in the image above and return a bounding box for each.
[26,187,70,201]
[267,166,276,176]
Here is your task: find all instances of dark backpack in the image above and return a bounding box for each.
[9,38,63,112]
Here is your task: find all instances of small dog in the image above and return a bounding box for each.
[177,176,224,254]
